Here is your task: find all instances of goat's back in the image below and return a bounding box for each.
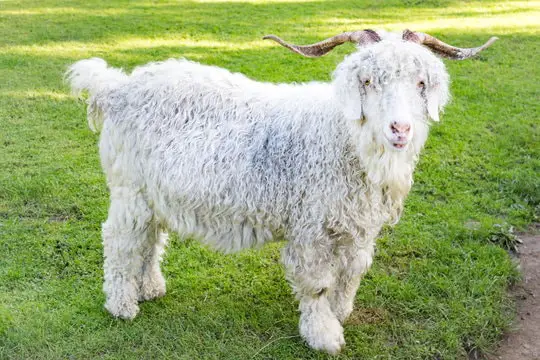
[95,59,350,251]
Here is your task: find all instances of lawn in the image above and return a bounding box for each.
[0,0,538,359]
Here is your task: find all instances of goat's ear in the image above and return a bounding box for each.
[426,80,451,122]
[426,70,450,122]
[426,91,440,122]
[334,64,363,121]
[341,88,363,121]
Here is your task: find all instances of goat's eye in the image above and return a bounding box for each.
[364,79,371,86]
[417,80,426,88]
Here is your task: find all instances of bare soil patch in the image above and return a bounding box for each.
[489,225,540,360]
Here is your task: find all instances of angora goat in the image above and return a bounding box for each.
[66,29,496,354]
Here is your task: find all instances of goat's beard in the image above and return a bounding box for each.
[354,134,419,224]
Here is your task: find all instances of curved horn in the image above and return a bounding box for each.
[402,29,498,60]
[263,30,381,58]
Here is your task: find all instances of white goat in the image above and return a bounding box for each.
[66,29,496,354]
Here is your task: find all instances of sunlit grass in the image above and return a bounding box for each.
[194,0,319,3]
[1,0,537,58]
[3,39,272,57]
[0,90,72,100]
[0,7,130,15]
[324,11,539,32]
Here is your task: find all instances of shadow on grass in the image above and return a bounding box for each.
[2,0,537,46]
[1,31,536,91]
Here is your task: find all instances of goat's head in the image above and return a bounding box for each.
[264,30,497,154]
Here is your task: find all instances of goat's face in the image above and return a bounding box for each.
[333,41,450,154]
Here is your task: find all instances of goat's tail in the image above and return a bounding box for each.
[65,58,128,132]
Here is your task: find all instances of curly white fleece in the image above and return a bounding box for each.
[67,31,450,354]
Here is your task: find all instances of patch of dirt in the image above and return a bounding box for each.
[489,226,540,360]
[347,306,388,325]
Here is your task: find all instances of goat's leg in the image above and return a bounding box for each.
[297,293,345,355]
[102,187,154,319]
[138,224,168,302]
[329,245,374,323]
[282,239,344,354]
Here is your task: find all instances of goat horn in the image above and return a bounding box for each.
[263,30,381,58]
[402,29,498,60]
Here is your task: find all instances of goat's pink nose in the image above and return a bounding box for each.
[390,122,411,134]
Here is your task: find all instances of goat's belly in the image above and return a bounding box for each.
[150,194,276,253]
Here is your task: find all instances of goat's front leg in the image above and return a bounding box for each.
[329,243,374,323]
[282,235,344,355]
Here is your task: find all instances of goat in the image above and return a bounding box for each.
[66,29,496,354]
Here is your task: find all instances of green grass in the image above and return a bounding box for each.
[0,0,538,358]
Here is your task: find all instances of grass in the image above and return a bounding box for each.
[0,0,538,358]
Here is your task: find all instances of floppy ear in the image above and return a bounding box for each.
[426,91,440,122]
[333,61,363,121]
[426,67,450,122]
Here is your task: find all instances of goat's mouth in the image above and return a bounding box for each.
[384,137,410,152]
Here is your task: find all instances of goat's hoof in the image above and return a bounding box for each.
[105,299,140,320]
[138,284,166,302]
[300,312,345,355]
[138,274,166,302]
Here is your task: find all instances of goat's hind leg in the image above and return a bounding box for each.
[139,223,168,302]
[102,187,157,319]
